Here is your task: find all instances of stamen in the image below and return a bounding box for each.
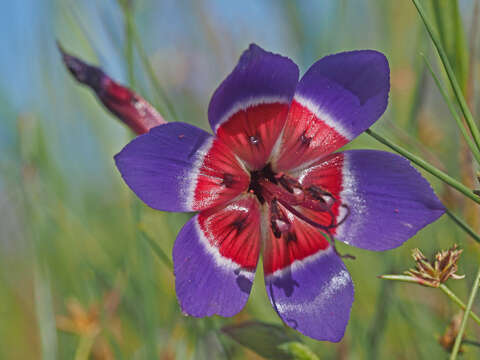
[249,163,351,239]
[326,232,356,260]
[270,198,291,238]
[307,185,336,206]
[300,130,312,146]
[249,135,260,145]
[222,173,234,188]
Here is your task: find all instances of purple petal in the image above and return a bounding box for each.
[298,150,445,251]
[265,247,354,342]
[114,122,249,212]
[173,196,261,316]
[207,44,299,169]
[275,50,390,171]
[336,150,445,250]
[208,44,299,132]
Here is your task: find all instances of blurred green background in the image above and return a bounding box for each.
[2,0,480,358]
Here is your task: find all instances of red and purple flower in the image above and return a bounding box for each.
[114,44,445,341]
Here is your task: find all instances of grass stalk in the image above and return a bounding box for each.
[412,0,480,155]
[450,266,480,359]
[366,128,480,205]
[422,54,480,164]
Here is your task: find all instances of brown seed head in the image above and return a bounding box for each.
[405,245,464,288]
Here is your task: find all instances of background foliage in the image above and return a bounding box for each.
[2,0,480,358]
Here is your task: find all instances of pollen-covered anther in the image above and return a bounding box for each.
[249,135,260,145]
[270,198,292,238]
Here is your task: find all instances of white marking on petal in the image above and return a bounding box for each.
[265,246,333,280]
[181,137,214,210]
[294,94,352,140]
[215,95,290,132]
[275,267,351,313]
[336,152,366,243]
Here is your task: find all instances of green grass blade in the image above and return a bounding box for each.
[428,0,468,89]
[412,0,480,155]
[445,208,480,244]
[140,229,173,270]
[366,128,480,205]
[450,266,480,359]
[422,54,480,164]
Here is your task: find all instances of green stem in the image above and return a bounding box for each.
[378,274,422,284]
[74,335,96,360]
[463,339,480,348]
[131,26,179,122]
[121,0,135,88]
[140,229,173,270]
[412,0,480,155]
[445,209,480,244]
[380,277,480,326]
[366,128,480,205]
[440,284,480,326]
[422,54,480,164]
[450,266,480,359]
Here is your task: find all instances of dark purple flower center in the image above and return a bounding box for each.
[247,164,350,240]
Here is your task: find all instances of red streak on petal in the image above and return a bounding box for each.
[216,103,289,170]
[298,153,345,235]
[275,100,349,171]
[198,196,261,269]
[263,203,330,275]
[192,139,250,211]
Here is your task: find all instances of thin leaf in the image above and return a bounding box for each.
[412,0,480,156]
[428,0,468,89]
[222,321,301,360]
[366,128,480,205]
[422,54,480,164]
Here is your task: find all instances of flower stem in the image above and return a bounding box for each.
[380,276,480,326]
[365,128,480,205]
[140,229,173,270]
[120,0,135,88]
[422,54,480,165]
[440,284,480,326]
[131,25,179,122]
[445,208,480,244]
[74,335,96,360]
[450,267,480,359]
[412,0,480,155]
[378,274,423,284]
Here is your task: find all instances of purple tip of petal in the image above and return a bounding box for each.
[295,50,390,141]
[208,43,299,131]
[114,122,211,212]
[173,215,255,317]
[336,150,445,251]
[265,248,354,342]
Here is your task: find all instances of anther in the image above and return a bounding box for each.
[249,135,260,145]
[307,185,335,207]
[270,199,291,238]
[222,173,234,188]
[300,131,312,146]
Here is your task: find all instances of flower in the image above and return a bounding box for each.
[405,245,464,287]
[114,44,445,341]
[56,290,122,360]
[58,42,165,135]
